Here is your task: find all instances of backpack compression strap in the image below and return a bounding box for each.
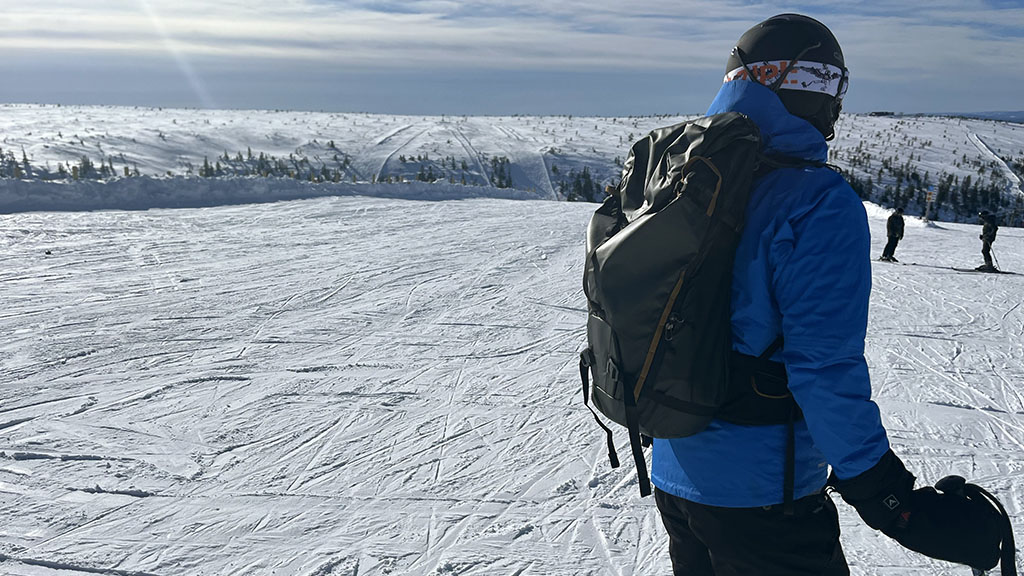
[623,379,653,497]
[580,349,620,469]
[579,348,651,497]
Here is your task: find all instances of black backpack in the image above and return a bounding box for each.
[580,111,808,499]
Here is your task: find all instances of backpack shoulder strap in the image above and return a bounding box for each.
[758,335,784,361]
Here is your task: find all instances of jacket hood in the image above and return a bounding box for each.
[706,80,828,163]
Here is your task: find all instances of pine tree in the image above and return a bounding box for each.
[78,156,95,179]
[21,149,31,178]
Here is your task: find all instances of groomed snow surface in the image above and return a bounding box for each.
[4,104,1024,224]
[1,189,1022,575]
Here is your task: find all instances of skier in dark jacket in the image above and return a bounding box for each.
[650,14,1009,576]
[880,207,905,262]
[978,210,999,271]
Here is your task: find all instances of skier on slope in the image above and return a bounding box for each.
[978,210,999,271]
[880,207,905,262]
[649,14,1011,575]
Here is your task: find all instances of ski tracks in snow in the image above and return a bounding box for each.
[448,125,490,187]
[2,197,1023,575]
[0,197,636,575]
[969,132,1024,201]
[488,124,557,199]
[370,123,431,183]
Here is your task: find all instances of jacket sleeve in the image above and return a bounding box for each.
[770,172,891,480]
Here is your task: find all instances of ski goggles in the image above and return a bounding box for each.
[725,60,849,102]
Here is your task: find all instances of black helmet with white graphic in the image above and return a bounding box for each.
[726,14,848,140]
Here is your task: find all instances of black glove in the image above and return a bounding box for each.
[830,450,1004,572]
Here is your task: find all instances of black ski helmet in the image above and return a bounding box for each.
[726,14,848,140]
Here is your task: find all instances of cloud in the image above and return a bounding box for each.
[0,1,746,69]
[2,1,1021,113]
[5,1,1019,71]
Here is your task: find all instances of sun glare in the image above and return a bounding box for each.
[138,0,217,109]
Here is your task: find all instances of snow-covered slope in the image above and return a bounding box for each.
[3,104,1023,224]
[1,195,1021,575]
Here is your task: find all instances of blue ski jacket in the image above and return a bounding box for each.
[650,80,891,507]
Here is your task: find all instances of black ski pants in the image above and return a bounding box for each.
[655,488,850,576]
[982,240,994,267]
[882,236,900,259]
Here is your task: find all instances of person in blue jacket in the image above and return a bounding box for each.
[650,14,1006,576]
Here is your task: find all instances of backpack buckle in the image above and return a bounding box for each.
[664,314,682,341]
[605,357,621,384]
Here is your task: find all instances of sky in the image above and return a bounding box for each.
[1,1,1022,116]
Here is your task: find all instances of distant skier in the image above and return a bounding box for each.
[880,207,904,262]
[978,210,999,271]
